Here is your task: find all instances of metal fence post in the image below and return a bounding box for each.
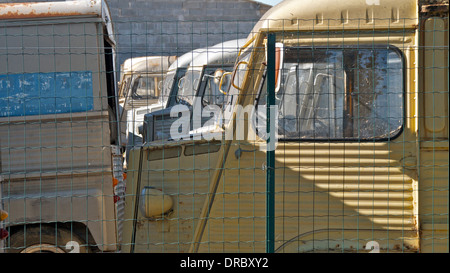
[266,32,276,254]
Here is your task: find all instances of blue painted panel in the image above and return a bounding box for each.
[0,71,94,117]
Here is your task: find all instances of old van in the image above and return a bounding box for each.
[123,0,448,253]
[0,0,121,252]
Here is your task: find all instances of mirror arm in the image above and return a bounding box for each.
[219,72,233,94]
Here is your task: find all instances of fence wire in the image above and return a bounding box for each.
[0,0,449,254]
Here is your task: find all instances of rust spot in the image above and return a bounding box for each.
[0,10,96,20]
[0,3,98,20]
[421,3,449,13]
[420,3,449,17]
[136,220,144,229]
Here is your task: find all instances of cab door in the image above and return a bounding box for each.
[269,43,419,253]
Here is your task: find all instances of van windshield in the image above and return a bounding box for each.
[132,74,164,99]
[201,65,234,109]
[177,69,202,105]
[160,68,186,106]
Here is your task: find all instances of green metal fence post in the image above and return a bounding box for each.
[266,32,276,254]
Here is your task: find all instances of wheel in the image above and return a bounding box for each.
[7,226,90,253]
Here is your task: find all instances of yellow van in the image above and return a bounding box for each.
[122,0,448,253]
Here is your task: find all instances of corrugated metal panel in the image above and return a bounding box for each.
[124,99,160,110]
[198,141,419,253]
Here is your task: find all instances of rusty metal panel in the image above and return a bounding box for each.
[0,112,111,177]
[0,2,118,252]
[0,1,102,20]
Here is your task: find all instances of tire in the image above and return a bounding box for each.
[8,225,90,253]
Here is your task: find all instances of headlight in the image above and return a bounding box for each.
[139,186,173,219]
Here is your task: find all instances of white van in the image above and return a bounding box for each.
[120,50,207,167]
[141,39,246,143]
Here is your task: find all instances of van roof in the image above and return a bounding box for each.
[121,56,178,74]
[168,48,209,71]
[249,0,418,36]
[0,1,104,20]
[0,1,115,45]
[189,39,247,68]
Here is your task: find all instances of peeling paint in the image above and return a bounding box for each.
[0,1,102,20]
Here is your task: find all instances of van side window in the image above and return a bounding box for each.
[257,46,404,140]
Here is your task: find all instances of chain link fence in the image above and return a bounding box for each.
[0,0,448,253]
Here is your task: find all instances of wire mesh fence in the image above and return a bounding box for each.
[0,0,448,254]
